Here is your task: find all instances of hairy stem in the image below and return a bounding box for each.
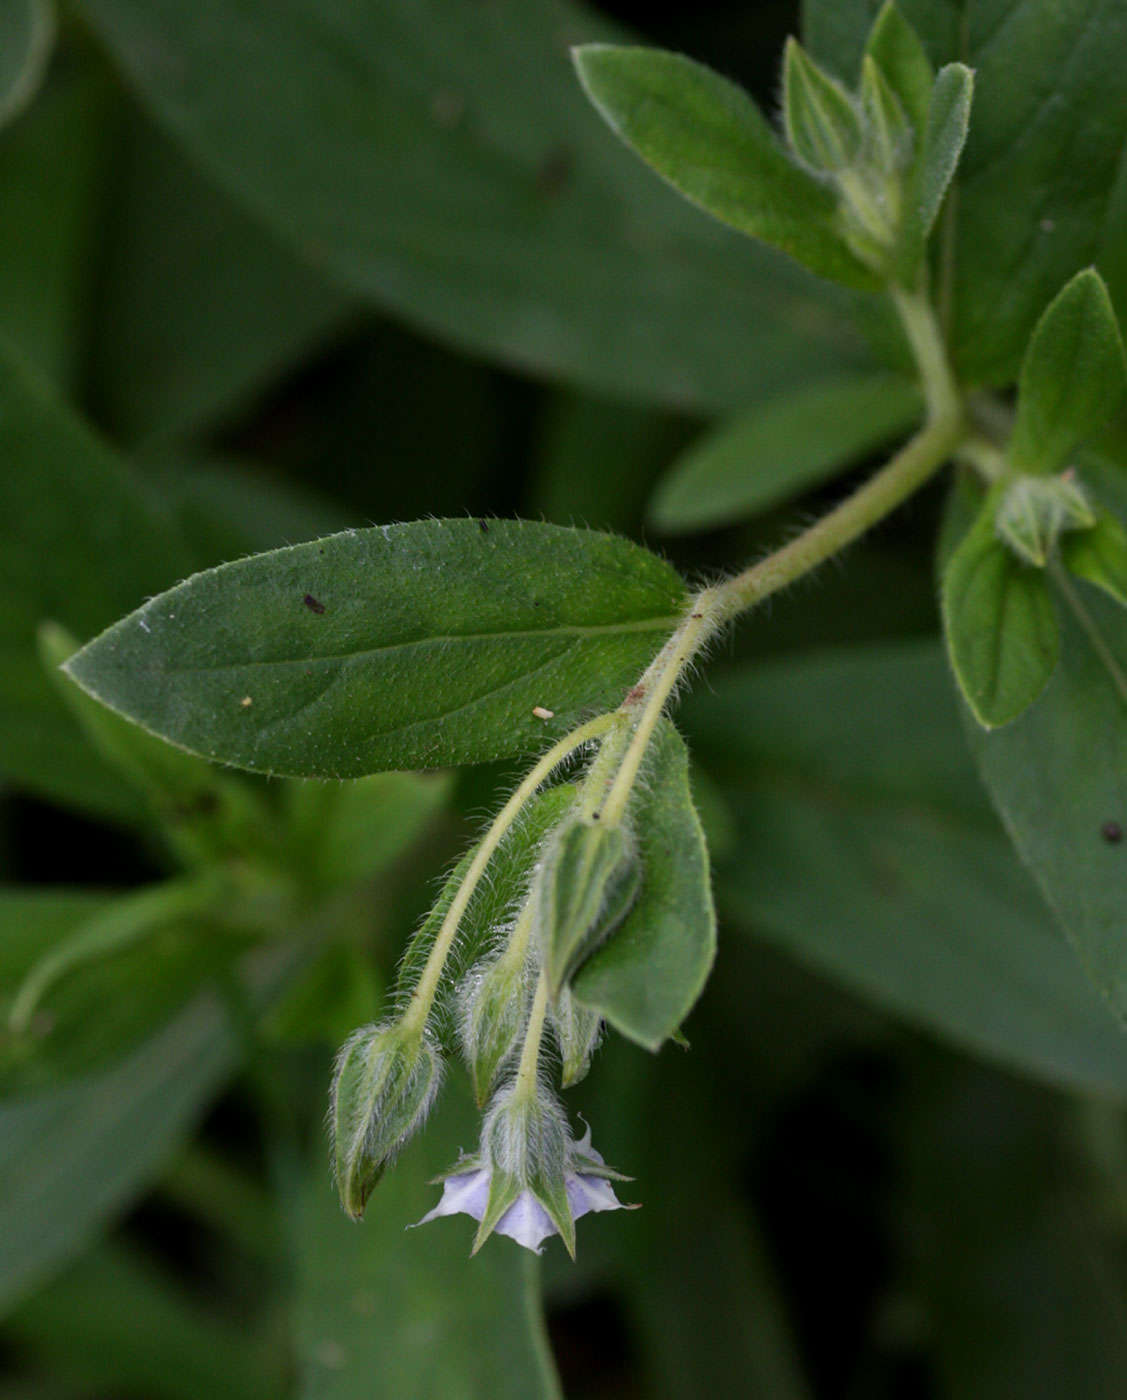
[891,286,961,423]
[716,410,965,620]
[595,290,965,825]
[599,591,722,826]
[401,713,617,1037]
[497,896,538,974]
[514,970,550,1099]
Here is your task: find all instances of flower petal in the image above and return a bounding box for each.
[415,1168,491,1227]
[567,1172,626,1219]
[495,1190,557,1252]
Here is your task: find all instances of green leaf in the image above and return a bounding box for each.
[572,720,716,1051]
[528,390,673,535]
[862,2,933,135]
[940,463,1127,1021]
[807,0,1127,384]
[1009,269,1127,477]
[0,69,111,386]
[649,371,921,532]
[605,1050,812,1400]
[0,337,195,821]
[147,450,352,562]
[684,643,1127,1099]
[94,120,350,444]
[903,1065,1127,1400]
[74,0,871,415]
[965,596,1127,1017]
[782,38,863,175]
[895,61,973,281]
[286,772,452,893]
[0,992,237,1312]
[0,881,256,1092]
[575,44,873,289]
[289,1085,562,1399]
[0,0,54,128]
[942,490,1060,728]
[3,1243,285,1400]
[39,623,277,868]
[1061,507,1127,607]
[64,520,687,779]
[858,55,911,177]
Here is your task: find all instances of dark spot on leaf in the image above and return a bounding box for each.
[304,594,326,614]
[1101,820,1123,844]
[537,145,573,196]
[478,519,490,534]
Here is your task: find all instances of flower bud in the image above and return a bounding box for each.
[537,818,641,997]
[783,37,863,174]
[551,986,603,1088]
[475,1081,575,1254]
[458,951,532,1107]
[995,472,1096,567]
[330,1019,443,1219]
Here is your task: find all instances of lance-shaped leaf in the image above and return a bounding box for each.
[806,2,1127,387]
[895,62,973,281]
[0,336,194,820]
[75,0,869,417]
[649,371,921,532]
[1009,269,1127,477]
[941,489,1060,728]
[685,643,1127,1099]
[64,520,686,779]
[1061,507,1127,608]
[956,463,1127,1022]
[858,55,912,177]
[573,44,876,289]
[782,38,863,175]
[572,720,715,1050]
[5,875,224,1037]
[0,943,299,1313]
[39,622,275,867]
[863,2,933,135]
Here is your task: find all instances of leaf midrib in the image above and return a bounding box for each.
[150,613,683,676]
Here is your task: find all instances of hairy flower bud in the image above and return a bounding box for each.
[783,37,863,175]
[995,472,1095,567]
[330,1019,443,1220]
[551,985,603,1088]
[417,1081,631,1255]
[537,818,641,996]
[458,951,532,1107]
